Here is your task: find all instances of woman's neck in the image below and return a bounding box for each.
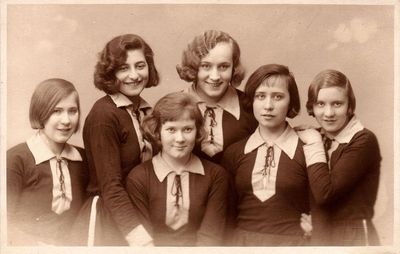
[258,122,287,143]
[194,84,226,105]
[39,131,65,156]
[161,152,191,174]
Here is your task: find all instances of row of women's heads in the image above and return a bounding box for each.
[28,30,357,153]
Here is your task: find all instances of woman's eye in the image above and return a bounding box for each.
[200,63,210,70]
[315,102,325,107]
[184,127,193,133]
[219,64,230,71]
[274,95,283,100]
[166,128,175,133]
[136,63,146,70]
[53,109,62,114]
[334,102,343,107]
[117,65,129,72]
[68,108,78,115]
[255,94,265,100]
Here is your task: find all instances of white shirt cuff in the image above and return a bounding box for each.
[125,224,153,246]
[303,141,327,166]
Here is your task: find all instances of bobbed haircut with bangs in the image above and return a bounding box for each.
[29,78,80,132]
[244,64,300,119]
[141,92,206,153]
[94,34,159,94]
[176,30,245,87]
[306,69,356,117]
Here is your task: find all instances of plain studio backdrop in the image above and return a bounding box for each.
[4,3,396,247]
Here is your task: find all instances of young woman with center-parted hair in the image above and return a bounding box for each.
[7,78,88,245]
[176,30,257,163]
[222,64,314,246]
[126,92,229,246]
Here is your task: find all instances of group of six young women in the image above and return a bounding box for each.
[7,30,381,247]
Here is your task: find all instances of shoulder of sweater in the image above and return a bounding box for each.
[7,142,32,161]
[7,143,35,171]
[224,136,249,155]
[199,158,229,181]
[128,160,154,178]
[350,128,379,146]
[84,96,127,125]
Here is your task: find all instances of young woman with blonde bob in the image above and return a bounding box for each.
[7,78,88,245]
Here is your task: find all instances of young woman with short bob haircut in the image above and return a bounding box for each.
[75,34,159,246]
[7,78,88,245]
[176,30,257,163]
[297,69,381,246]
[222,64,313,246]
[126,92,229,246]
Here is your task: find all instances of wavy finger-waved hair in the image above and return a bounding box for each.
[141,92,206,154]
[94,34,159,94]
[244,64,300,119]
[30,78,80,132]
[306,69,356,117]
[176,30,245,87]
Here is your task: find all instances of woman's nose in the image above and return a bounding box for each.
[263,97,273,110]
[128,68,140,80]
[324,105,334,117]
[209,67,220,81]
[175,131,185,142]
[60,112,71,124]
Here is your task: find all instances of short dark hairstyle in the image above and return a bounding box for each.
[141,92,206,153]
[306,69,356,117]
[244,64,300,119]
[94,34,159,94]
[29,78,80,132]
[176,30,245,87]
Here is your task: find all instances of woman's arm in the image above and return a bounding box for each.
[84,122,141,240]
[301,130,381,205]
[125,165,153,246]
[196,166,229,246]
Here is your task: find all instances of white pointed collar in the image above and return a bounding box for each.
[152,153,205,182]
[185,84,240,120]
[26,132,82,165]
[109,92,151,109]
[244,123,298,159]
[327,115,364,144]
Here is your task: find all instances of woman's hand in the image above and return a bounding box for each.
[300,213,312,237]
[295,127,322,145]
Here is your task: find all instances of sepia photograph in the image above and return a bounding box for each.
[1,0,398,253]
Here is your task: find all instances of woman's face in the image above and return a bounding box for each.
[115,49,149,98]
[313,86,350,136]
[196,42,233,104]
[42,92,79,152]
[253,76,290,134]
[160,112,197,163]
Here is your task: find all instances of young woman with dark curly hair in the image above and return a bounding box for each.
[73,34,159,246]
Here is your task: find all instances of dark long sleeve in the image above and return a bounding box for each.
[196,164,228,246]
[83,96,143,237]
[306,130,381,206]
[125,163,153,235]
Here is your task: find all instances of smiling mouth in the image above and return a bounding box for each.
[58,129,72,133]
[206,82,222,88]
[124,81,142,86]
